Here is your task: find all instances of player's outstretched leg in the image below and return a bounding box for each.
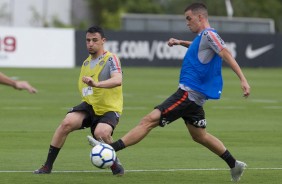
[230,160,247,182]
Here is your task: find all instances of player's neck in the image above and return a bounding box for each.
[198,23,211,33]
[91,50,105,60]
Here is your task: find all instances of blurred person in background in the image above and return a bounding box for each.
[0,72,37,93]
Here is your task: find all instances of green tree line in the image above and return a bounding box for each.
[85,0,282,33]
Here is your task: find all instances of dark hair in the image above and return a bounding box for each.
[184,2,208,17]
[86,25,105,38]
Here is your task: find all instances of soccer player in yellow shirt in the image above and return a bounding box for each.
[34,25,124,175]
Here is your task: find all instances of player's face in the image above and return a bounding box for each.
[185,10,201,33]
[86,32,105,55]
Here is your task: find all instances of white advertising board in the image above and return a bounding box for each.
[0,27,75,68]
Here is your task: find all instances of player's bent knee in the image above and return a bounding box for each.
[191,135,201,143]
[139,116,158,129]
[93,129,112,143]
[191,134,208,145]
[59,119,79,133]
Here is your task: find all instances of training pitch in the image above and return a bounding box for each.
[0,67,282,184]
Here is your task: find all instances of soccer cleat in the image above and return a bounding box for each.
[110,158,124,176]
[230,160,247,182]
[33,165,52,174]
[87,135,102,147]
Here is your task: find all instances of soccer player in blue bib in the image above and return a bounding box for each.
[88,3,250,182]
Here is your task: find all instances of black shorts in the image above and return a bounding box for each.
[68,102,120,136]
[155,88,206,128]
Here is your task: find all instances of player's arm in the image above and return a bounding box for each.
[167,38,192,48]
[0,72,16,87]
[0,72,37,93]
[82,72,122,88]
[219,49,250,98]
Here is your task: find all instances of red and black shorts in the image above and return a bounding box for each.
[155,88,206,128]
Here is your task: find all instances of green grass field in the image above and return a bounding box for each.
[0,67,282,184]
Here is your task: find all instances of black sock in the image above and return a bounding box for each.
[110,139,125,152]
[220,150,236,168]
[45,145,61,169]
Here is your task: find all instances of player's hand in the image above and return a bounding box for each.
[82,76,97,87]
[167,38,180,47]
[14,81,37,93]
[241,80,250,98]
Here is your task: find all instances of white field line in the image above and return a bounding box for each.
[1,167,282,173]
